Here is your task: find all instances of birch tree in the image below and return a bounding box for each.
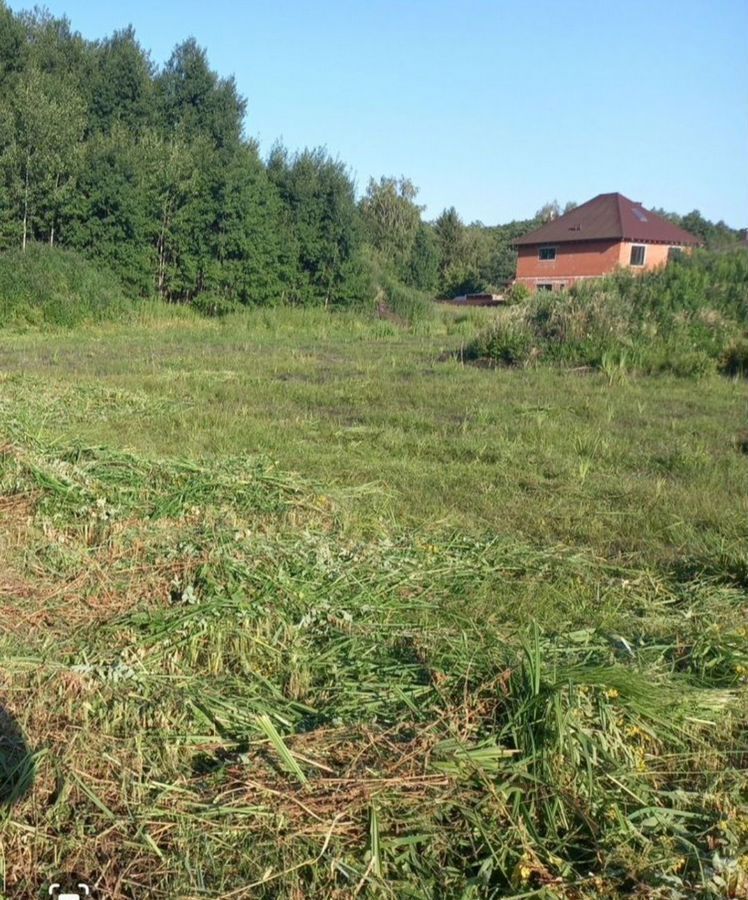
[6,68,85,249]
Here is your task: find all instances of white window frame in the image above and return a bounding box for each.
[538,246,556,261]
[630,244,646,267]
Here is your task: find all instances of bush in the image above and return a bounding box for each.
[191,292,243,318]
[505,282,531,305]
[663,349,716,378]
[719,337,748,377]
[0,244,133,328]
[469,319,533,366]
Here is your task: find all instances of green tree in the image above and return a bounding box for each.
[434,207,463,271]
[87,27,154,134]
[535,199,561,223]
[0,2,27,89]
[208,143,292,305]
[434,207,480,295]
[360,176,422,279]
[17,7,89,87]
[137,131,200,299]
[157,38,245,150]
[268,145,363,306]
[65,126,156,294]
[679,210,742,250]
[407,223,440,292]
[3,66,85,249]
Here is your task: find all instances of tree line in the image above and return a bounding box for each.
[0,5,744,309]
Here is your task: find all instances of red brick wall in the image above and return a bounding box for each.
[515,240,688,291]
[515,239,621,289]
[617,241,671,270]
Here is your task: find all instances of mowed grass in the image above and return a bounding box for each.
[0,306,746,898]
[2,307,747,555]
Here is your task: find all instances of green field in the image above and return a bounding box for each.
[1,307,747,898]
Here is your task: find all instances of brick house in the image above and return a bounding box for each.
[513,193,701,292]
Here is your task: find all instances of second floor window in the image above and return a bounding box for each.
[539,246,556,260]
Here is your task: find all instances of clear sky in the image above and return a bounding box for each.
[9,0,748,227]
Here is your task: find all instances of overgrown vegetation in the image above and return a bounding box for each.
[0,310,746,897]
[470,250,748,376]
[0,244,132,327]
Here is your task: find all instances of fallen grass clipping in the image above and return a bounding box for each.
[0,422,746,897]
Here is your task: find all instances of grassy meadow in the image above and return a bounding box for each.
[0,305,747,898]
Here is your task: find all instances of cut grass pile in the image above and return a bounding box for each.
[0,402,745,895]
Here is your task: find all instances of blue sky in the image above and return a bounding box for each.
[9,0,748,227]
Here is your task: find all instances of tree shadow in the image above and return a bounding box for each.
[0,704,34,806]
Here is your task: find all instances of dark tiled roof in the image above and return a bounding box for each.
[514,193,701,246]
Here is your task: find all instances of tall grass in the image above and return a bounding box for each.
[0,244,136,328]
[469,250,748,376]
[362,247,437,327]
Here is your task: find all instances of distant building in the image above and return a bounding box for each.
[513,192,701,292]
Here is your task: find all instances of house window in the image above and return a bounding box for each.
[629,245,646,266]
[668,246,683,261]
[537,283,553,292]
[538,246,556,260]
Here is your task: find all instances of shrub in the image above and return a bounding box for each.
[191,292,243,318]
[505,282,531,305]
[358,247,436,327]
[527,285,630,350]
[719,337,748,377]
[0,244,132,328]
[470,319,533,366]
[664,349,716,378]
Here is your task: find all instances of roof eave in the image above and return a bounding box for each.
[619,234,701,245]
[514,235,702,248]
[513,235,620,247]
